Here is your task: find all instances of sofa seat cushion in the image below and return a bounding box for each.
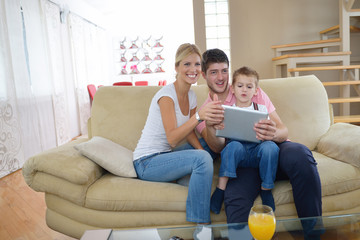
[256,151,360,207]
[85,153,360,211]
[85,174,188,211]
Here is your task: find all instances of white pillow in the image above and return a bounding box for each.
[74,136,137,177]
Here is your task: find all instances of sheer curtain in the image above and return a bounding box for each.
[69,13,108,135]
[0,0,110,178]
[0,0,23,177]
[0,0,46,178]
[40,0,72,146]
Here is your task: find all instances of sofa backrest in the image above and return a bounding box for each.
[90,75,330,152]
[259,75,330,150]
[90,85,209,151]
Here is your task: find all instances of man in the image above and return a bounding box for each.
[196,49,322,226]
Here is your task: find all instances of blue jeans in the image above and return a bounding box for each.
[224,141,322,224]
[220,140,279,189]
[173,138,218,159]
[133,149,214,223]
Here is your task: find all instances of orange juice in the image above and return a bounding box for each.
[248,213,276,240]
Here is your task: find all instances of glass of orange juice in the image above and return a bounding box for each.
[248,205,276,240]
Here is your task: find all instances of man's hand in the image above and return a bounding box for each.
[254,119,277,141]
[200,94,226,153]
[199,94,224,126]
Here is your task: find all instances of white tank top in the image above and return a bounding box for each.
[133,84,197,160]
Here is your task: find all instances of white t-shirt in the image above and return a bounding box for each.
[234,102,268,114]
[133,84,197,160]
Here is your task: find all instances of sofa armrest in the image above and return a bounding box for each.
[316,123,360,168]
[23,138,105,205]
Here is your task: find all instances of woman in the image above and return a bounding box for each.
[133,43,213,230]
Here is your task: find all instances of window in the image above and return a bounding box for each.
[204,0,231,61]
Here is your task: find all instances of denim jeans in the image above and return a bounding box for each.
[225,141,322,224]
[220,140,279,189]
[173,138,219,160]
[133,148,214,223]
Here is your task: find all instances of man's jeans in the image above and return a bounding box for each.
[225,141,322,223]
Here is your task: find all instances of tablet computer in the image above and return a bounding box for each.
[215,105,268,143]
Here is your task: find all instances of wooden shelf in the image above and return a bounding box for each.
[271,38,341,49]
[349,8,360,15]
[328,97,360,104]
[272,51,352,61]
[334,115,360,123]
[320,25,360,35]
[288,65,360,72]
[323,81,360,86]
[271,0,359,121]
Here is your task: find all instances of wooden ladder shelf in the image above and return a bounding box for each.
[270,0,360,124]
[334,115,360,123]
[288,64,360,77]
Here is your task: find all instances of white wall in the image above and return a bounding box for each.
[57,0,195,85]
[104,0,195,84]
[228,0,339,78]
[193,0,359,115]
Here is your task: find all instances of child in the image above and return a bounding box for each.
[210,66,279,214]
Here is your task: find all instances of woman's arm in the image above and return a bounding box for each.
[254,110,288,143]
[158,96,200,148]
[186,108,204,149]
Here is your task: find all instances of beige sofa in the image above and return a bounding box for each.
[23,75,360,239]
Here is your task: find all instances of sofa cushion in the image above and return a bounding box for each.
[85,174,187,211]
[259,75,330,150]
[316,123,360,168]
[90,85,210,151]
[84,159,220,212]
[254,151,360,207]
[313,151,360,196]
[23,138,104,186]
[74,136,137,178]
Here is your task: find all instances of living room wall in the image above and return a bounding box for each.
[193,0,360,115]
[228,0,339,78]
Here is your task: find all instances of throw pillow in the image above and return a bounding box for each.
[74,136,137,177]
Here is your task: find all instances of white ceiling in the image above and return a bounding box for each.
[81,0,117,14]
[81,0,165,15]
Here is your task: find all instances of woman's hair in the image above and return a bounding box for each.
[175,43,202,68]
[232,66,260,87]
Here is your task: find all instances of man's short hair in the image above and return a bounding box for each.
[201,48,229,73]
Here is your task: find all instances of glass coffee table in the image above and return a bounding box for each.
[81,213,360,240]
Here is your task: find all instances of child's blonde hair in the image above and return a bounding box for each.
[232,66,260,87]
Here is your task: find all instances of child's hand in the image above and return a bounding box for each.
[254,119,277,141]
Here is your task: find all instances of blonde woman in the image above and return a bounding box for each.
[133,43,217,238]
